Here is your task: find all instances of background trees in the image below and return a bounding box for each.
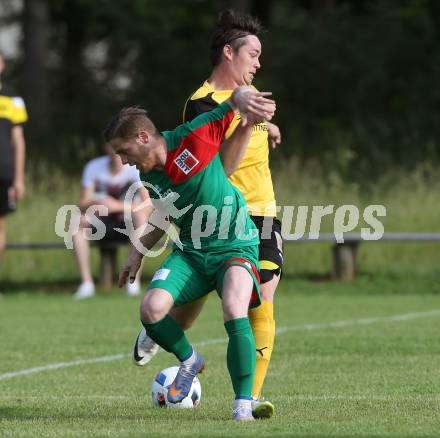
[2,0,439,180]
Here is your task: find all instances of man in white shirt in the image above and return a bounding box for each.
[73,143,149,299]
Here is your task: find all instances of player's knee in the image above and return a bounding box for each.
[140,294,168,323]
[259,271,280,302]
[223,298,248,321]
[141,304,165,323]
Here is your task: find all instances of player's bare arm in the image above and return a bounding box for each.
[219,123,254,176]
[220,86,276,175]
[11,125,26,200]
[118,206,169,287]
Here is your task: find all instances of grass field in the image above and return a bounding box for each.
[1,165,439,436]
[1,277,440,437]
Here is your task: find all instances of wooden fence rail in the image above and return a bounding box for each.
[6,232,440,284]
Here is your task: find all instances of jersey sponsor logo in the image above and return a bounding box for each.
[174,149,199,174]
[253,122,268,132]
[236,114,267,132]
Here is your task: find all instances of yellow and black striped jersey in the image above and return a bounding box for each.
[183,80,277,217]
[0,85,28,179]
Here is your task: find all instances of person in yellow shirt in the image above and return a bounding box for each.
[0,52,27,260]
[132,10,283,419]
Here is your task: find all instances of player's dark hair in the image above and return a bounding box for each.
[210,9,263,67]
[103,107,158,142]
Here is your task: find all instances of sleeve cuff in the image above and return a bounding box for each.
[218,101,233,115]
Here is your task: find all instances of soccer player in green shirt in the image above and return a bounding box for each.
[134,10,281,419]
[103,86,275,421]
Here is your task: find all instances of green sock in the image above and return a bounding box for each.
[142,315,192,361]
[224,317,256,399]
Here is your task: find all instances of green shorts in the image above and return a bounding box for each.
[148,245,261,308]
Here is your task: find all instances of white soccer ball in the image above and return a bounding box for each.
[151,366,201,408]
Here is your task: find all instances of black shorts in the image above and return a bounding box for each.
[0,179,15,216]
[250,215,284,274]
[91,214,129,243]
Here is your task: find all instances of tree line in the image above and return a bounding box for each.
[2,0,439,181]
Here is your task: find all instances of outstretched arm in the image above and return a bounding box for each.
[219,122,254,176]
[220,86,276,176]
[227,86,276,126]
[119,197,170,287]
[119,220,166,287]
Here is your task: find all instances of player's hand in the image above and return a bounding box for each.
[11,179,25,200]
[101,196,125,214]
[231,86,276,126]
[267,122,281,149]
[118,251,143,287]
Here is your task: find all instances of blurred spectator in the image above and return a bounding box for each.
[0,52,27,260]
[73,143,149,299]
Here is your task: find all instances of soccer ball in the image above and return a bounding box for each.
[151,366,201,408]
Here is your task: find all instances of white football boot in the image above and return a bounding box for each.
[133,327,159,366]
[232,399,254,421]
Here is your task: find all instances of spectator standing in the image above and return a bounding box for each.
[0,52,27,260]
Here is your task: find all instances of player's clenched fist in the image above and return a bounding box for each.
[229,86,276,126]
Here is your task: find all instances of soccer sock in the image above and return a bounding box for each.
[224,317,256,399]
[248,300,276,399]
[142,315,193,362]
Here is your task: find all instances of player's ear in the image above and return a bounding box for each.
[137,130,149,145]
[223,44,234,62]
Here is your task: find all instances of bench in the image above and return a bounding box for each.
[6,232,440,285]
[5,241,124,288]
[284,232,440,281]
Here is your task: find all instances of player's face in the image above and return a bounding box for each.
[112,134,152,172]
[230,35,261,86]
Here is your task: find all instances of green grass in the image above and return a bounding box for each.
[1,162,440,435]
[273,159,440,232]
[1,279,440,437]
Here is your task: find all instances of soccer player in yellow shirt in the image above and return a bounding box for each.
[133,10,283,419]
